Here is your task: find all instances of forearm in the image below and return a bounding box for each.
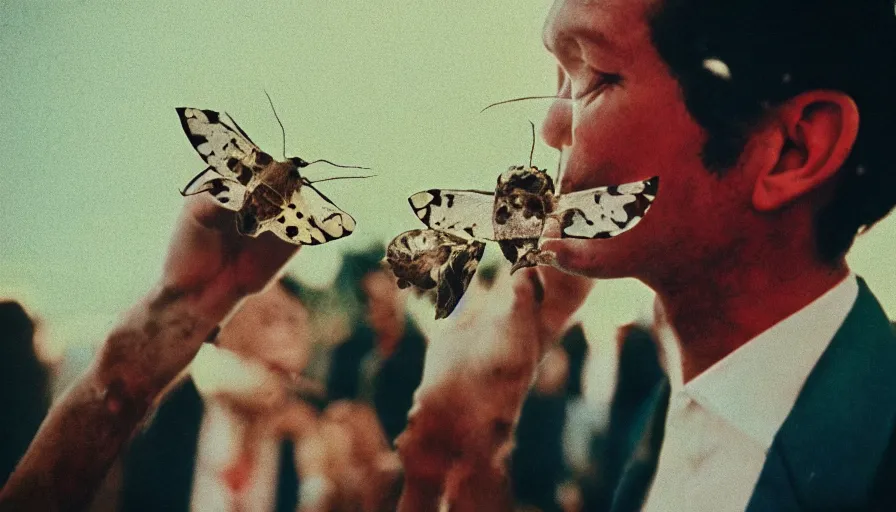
[396,269,592,512]
[0,282,232,511]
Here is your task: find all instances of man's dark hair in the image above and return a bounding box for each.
[277,274,321,308]
[333,244,388,308]
[649,0,896,261]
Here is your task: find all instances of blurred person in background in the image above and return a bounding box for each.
[511,344,571,512]
[0,301,50,488]
[510,322,589,512]
[1,185,302,510]
[326,247,426,443]
[580,324,663,512]
[118,275,317,512]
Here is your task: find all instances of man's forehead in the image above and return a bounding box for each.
[545,0,654,54]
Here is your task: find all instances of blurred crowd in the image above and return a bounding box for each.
[1,245,666,512]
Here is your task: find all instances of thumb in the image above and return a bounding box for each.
[537,238,592,276]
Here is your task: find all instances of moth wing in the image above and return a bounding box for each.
[266,182,355,245]
[176,107,274,184]
[181,167,246,211]
[408,189,495,240]
[554,177,658,239]
[435,239,486,319]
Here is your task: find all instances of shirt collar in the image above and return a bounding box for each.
[679,274,859,450]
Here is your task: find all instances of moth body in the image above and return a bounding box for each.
[236,160,302,236]
[396,167,659,318]
[492,166,557,272]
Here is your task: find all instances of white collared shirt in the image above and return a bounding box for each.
[642,274,859,512]
[190,402,282,512]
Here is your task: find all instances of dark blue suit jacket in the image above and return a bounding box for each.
[612,278,896,511]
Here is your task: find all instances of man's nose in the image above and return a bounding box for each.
[541,67,572,150]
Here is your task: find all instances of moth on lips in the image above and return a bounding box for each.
[176,106,361,246]
[492,165,557,272]
[387,165,658,319]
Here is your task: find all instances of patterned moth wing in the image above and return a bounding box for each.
[176,107,355,246]
[180,168,247,211]
[386,229,486,319]
[266,181,356,245]
[492,166,557,273]
[554,177,659,239]
[408,189,495,240]
[177,107,271,196]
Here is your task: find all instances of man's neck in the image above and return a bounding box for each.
[375,319,406,359]
[654,260,849,383]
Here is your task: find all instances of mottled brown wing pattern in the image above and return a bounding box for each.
[386,229,485,319]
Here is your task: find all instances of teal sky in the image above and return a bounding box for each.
[2,2,895,351]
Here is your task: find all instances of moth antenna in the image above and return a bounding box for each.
[479,95,559,113]
[306,159,371,170]
[264,89,287,160]
[528,120,536,168]
[309,174,377,184]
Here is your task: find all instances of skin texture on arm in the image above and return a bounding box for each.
[395,267,592,512]
[0,196,300,512]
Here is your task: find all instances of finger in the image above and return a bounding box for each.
[510,268,542,310]
[528,260,594,344]
[182,194,237,231]
[537,238,591,275]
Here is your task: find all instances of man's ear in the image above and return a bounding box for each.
[752,90,859,211]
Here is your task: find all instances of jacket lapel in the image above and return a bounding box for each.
[747,278,896,510]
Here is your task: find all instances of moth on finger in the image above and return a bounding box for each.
[176,105,363,246]
[392,168,659,318]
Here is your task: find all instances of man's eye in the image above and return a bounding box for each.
[573,72,622,100]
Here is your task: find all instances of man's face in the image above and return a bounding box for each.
[218,284,311,380]
[362,270,403,347]
[541,0,756,283]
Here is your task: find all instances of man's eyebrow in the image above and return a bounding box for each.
[543,27,623,58]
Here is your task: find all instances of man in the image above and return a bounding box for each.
[327,250,427,443]
[536,0,896,510]
[398,0,896,510]
[118,276,316,512]
[6,1,896,509]
[0,196,302,511]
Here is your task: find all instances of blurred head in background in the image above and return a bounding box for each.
[192,275,313,414]
[362,269,405,356]
[0,301,50,487]
[335,245,408,352]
